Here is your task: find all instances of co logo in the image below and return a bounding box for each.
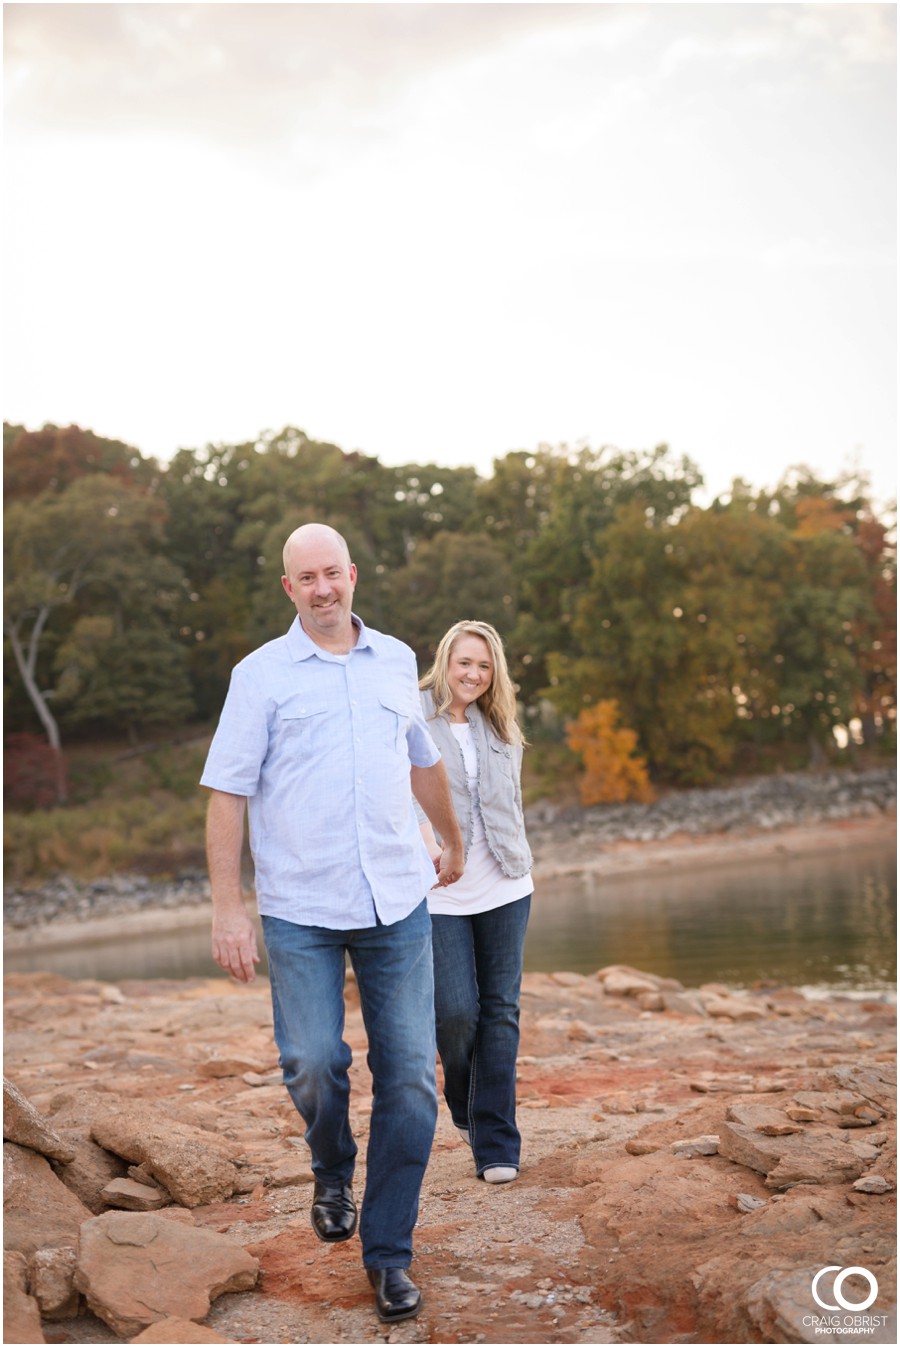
[811,1265,879,1312]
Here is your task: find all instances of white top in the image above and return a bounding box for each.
[428,722,533,917]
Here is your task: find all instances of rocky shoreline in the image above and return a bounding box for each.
[4,767,896,935]
[4,962,896,1345]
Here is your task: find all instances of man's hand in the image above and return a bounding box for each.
[212,904,260,983]
[434,840,465,888]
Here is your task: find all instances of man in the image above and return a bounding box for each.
[202,523,464,1323]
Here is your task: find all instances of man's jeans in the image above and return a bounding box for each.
[430,894,531,1175]
[261,901,437,1268]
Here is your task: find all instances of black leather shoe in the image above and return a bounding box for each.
[367,1267,422,1321]
[311,1182,357,1242]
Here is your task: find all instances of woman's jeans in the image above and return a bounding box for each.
[261,901,437,1269]
[430,894,531,1175]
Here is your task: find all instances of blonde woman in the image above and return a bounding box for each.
[418,621,533,1184]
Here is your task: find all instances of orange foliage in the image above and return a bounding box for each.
[793,496,854,537]
[565,700,655,805]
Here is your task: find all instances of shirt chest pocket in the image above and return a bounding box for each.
[277,701,329,752]
[377,696,410,755]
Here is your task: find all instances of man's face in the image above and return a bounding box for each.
[281,536,357,645]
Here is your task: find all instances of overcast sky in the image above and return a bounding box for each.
[4,2,896,507]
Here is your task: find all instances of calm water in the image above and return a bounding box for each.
[5,843,896,995]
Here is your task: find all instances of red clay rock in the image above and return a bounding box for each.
[75,1210,259,1337]
[3,1077,75,1163]
[2,1142,93,1256]
[3,1249,46,1345]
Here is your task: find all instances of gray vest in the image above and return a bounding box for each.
[418,689,533,880]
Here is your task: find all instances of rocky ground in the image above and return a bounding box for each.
[4,960,897,1346]
[4,766,897,1345]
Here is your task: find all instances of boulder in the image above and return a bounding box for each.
[91,1105,237,1207]
[3,1077,75,1163]
[717,1122,867,1188]
[101,1177,171,1211]
[3,1142,93,1256]
[75,1210,259,1337]
[3,1250,45,1345]
[28,1246,80,1320]
[53,1130,130,1213]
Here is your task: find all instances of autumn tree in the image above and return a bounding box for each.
[566,700,654,804]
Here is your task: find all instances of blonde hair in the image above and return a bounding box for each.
[420,620,525,746]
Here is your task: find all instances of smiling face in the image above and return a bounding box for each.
[447,634,494,720]
[281,525,357,650]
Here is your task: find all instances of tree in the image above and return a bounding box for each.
[510,443,702,704]
[546,501,790,783]
[566,701,654,804]
[385,531,518,666]
[3,422,157,501]
[4,475,193,791]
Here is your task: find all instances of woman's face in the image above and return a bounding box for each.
[447,635,494,716]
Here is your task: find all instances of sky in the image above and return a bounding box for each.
[4,1,897,509]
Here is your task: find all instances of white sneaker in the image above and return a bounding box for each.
[456,1125,472,1146]
[483,1166,517,1184]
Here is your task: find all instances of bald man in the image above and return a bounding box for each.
[202,523,464,1322]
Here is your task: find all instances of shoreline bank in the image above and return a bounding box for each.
[4,811,895,958]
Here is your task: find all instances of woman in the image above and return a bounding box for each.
[418,620,533,1184]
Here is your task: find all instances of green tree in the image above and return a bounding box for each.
[510,443,702,704]
[4,475,193,788]
[547,502,790,782]
[385,531,518,666]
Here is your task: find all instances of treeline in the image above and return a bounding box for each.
[3,422,896,802]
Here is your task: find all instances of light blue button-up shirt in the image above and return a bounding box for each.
[200,615,440,929]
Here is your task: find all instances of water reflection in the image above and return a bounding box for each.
[4,843,896,994]
[525,843,896,992]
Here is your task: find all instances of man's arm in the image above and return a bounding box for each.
[410,761,465,887]
[207,789,260,983]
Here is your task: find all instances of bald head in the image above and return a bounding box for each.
[282,523,352,576]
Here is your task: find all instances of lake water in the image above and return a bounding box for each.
[4,843,896,996]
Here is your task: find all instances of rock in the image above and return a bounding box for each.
[196,1056,271,1080]
[725,1101,804,1136]
[3,1250,45,1345]
[91,1105,238,1207]
[263,1157,315,1189]
[3,1142,93,1256]
[52,1131,130,1213]
[635,991,665,1012]
[718,1120,867,1188]
[699,991,767,1020]
[130,1317,236,1342]
[74,1210,259,1337]
[671,1135,719,1157]
[853,1174,895,1194]
[102,1177,171,1210]
[597,968,661,998]
[733,1192,767,1213]
[28,1246,80,1319]
[3,1077,75,1163]
[744,1266,824,1342]
[241,1071,283,1087]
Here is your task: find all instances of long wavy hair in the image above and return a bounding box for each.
[420,620,525,746]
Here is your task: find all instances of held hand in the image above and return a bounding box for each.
[433,841,465,889]
[212,906,260,983]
